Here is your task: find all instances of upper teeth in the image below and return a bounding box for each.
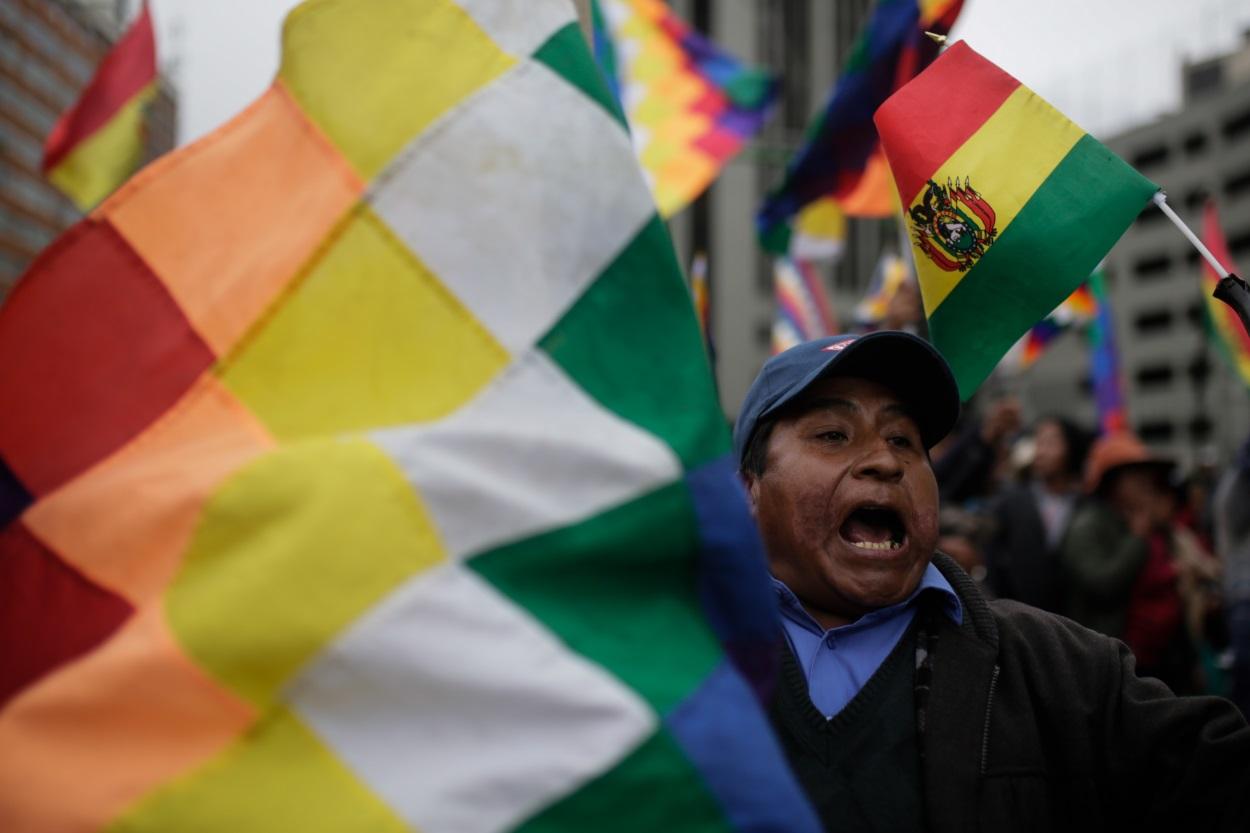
[851,541,900,550]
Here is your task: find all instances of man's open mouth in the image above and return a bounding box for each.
[839,505,906,552]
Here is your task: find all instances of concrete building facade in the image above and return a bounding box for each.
[0,0,176,297]
[1022,33,1250,464]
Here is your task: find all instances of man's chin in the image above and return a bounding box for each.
[821,554,928,611]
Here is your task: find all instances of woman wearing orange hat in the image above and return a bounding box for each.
[1061,432,1219,692]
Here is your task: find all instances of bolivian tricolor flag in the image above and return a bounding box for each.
[41,3,158,211]
[1201,201,1250,390]
[875,41,1158,398]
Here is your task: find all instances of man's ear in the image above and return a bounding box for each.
[741,471,760,518]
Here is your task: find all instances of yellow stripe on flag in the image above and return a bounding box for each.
[278,0,516,180]
[47,80,156,211]
[165,438,447,707]
[219,206,509,441]
[911,85,1084,314]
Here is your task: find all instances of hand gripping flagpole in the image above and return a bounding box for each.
[1152,191,1250,337]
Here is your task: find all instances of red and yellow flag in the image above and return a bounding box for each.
[875,41,1157,399]
[41,3,158,211]
[1202,201,1250,390]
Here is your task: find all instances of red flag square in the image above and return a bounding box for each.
[0,522,133,709]
[0,220,214,494]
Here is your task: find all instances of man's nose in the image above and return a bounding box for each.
[851,439,904,482]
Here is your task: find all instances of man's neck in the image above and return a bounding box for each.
[808,606,856,631]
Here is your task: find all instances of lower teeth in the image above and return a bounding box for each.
[851,541,899,550]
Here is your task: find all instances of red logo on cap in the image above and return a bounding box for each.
[822,339,855,352]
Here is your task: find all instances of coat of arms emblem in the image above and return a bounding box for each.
[909,178,998,272]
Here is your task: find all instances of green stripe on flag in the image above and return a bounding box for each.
[510,731,734,833]
[541,216,729,468]
[928,133,1157,399]
[534,22,628,129]
[468,480,723,714]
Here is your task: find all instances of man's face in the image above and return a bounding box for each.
[745,375,940,627]
[1031,419,1069,480]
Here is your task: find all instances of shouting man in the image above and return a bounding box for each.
[734,331,1250,833]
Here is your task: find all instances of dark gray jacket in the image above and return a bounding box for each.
[921,554,1250,832]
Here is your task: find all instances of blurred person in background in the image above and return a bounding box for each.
[983,416,1091,613]
[1215,433,1250,718]
[931,394,1022,507]
[881,275,924,335]
[1062,433,1219,694]
[937,505,992,594]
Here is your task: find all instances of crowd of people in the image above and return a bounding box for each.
[929,395,1250,715]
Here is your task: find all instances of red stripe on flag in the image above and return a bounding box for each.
[41,4,157,173]
[1202,201,1250,355]
[874,41,1019,207]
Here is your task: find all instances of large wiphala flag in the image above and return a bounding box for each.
[0,2,818,831]
[875,41,1159,400]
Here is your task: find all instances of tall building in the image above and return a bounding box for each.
[0,0,176,297]
[664,0,886,418]
[1023,32,1250,464]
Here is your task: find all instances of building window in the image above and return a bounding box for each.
[1183,131,1209,156]
[1186,302,1206,327]
[1185,60,1224,100]
[1131,143,1169,171]
[1136,201,1167,225]
[1225,168,1250,200]
[1230,229,1250,262]
[1189,416,1213,443]
[1223,107,1250,143]
[1138,421,1175,443]
[1185,188,1210,211]
[755,320,772,349]
[1188,355,1212,384]
[1134,309,1173,335]
[1133,253,1172,280]
[1135,364,1174,388]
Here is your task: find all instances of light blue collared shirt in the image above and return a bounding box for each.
[773,563,963,718]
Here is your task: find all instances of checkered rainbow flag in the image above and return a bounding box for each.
[0,2,819,831]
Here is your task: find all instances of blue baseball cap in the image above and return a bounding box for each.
[733,331,960,466]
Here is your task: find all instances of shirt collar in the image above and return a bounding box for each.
[772,561,963,636]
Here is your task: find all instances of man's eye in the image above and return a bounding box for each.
[888,435,915,449]
[817,430,847,442]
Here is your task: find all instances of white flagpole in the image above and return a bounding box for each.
[1151,191,1230,278]
[1151,191,1250,336]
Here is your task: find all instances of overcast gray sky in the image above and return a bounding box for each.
[146,0,1250,145]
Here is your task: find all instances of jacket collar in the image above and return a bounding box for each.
[931,552,998,651]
